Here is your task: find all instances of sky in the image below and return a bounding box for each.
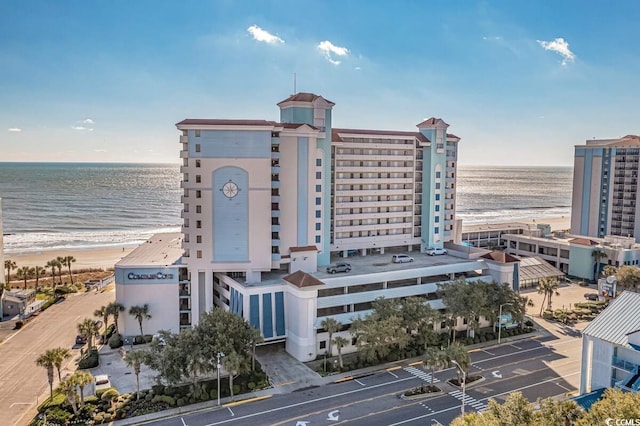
[1,1,639,166]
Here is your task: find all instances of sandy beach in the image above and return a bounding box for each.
[3,247,136,270]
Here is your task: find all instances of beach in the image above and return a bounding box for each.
[4,246,135,270]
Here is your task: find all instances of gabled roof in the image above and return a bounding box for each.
[176,119,277,127]
[332,128,430,143]
[568,237,599,246]
[280,123,319,131]
[606,135,640,147]
[480,251,520,263]
[277,92,335,106]
[416,117,449,128]
[283,270,325,288]
[289,245,318,253]
[582,291,640,348]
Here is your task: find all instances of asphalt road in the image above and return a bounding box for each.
[144,332,581,426]
[0,288,115,426]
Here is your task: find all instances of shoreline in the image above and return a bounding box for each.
[2,216,573,271]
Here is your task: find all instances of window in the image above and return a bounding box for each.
[435,194,440,201]
[435,216,440,223]
[315,210,321,218]
[196,235,202,243]
[316,185,322,192]
[435,205,440,212]
[435,227,439,234]
[195,130,201,137]
[195,144,201,152]
[316,197,321,205]
[320,341,326,350]
[435,171,441,178]
[196,205,202,213]
[316,171,322,179]
[195,160,201,168]
[196,190,201,198]
[435,183,440,189]
[196,250,202,258]
[315,235,321,243]
[316,159,322,166]
[196,220,202,228]
[316,223,321,231]
[196,175,201,183]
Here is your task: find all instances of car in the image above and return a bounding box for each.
[75,335,87,345]
[326,262,351,274]
[392,254,414,263]
[426,248,448,256]
[584,293,599,301]
[94,374,111,392]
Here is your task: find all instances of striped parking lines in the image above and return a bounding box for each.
[403,366,440,383]
[449,389,486,411]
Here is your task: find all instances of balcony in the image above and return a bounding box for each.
[180,150,188,158]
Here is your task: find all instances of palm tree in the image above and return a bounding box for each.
[592,247,608,280]
[15,266,35,290]
[537,277,560,315]
[58,375,79,415]
[94,306,110,331]
[107,302,125,332]
[46,259,62,288]
[77,318,100,349]
[4,259,16,285]
[445,342,470,385]
[222,351,249,401]
[35,349,57,400]
[33,266,46,292]
[321,317,341,356]
[124,350,147,400]
[333,336,349,369]
[62,256,76,284]
[423,346,447,386]
[248,326,263,371]
[52,347,71,382]
[56,256,65,285]
[73,371,94,406]
[129,304,151,337]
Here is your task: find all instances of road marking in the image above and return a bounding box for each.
[327,409,340,421]
[387,366,402,371]
[274,380,296,387]
[387,370,398,378]
[10,402,32,408]
[354,379,366,386]
[334,376,353,383]
[408,361,422,366]
[181,417,188,426]
[482,349,495,355]
[510,344,522,350]
[223,395,272,407]
[555,382,571,391]
[492,370,502,378]
[227,407,234,416]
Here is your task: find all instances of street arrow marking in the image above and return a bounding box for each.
[492,370,502,378]
[296,422,310,426]
[327,410,340,421]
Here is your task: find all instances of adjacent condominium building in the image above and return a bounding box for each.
[115,93,520,361]
[571,135,640,241]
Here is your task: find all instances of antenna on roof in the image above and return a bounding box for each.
[293,72,297,95]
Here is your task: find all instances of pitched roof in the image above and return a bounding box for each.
[568,237,599,246]
[480,251,520,263]
[606,135,640,147]
[176,119,277,127]
[277,92,335,106]
[283,270,325,288]
[289,245,318,253]
[416,117,449,128]
[582,291,640,348]
[332,128,430,143]
[517,256,565,282]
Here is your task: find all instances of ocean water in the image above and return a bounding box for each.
[0,163,573,253]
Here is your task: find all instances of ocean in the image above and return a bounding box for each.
[0,163,573,253]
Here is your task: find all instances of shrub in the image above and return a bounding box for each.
[98,387,119,400]
[94,413,104,424]
[78,348,99,369]
[144,334,153,343]
[104,324,116,340]
[108,333,123,349]
[151,384,166,396]
[177,398,186,407]
[152,395,176,406]
[103,413,113,422]
[233,384,241,395]
[43,406,72,424]
[247,382,255,390]
[133,335,145,345]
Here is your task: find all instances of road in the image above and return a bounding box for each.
[143,330,581,426]
[0,288,115,426]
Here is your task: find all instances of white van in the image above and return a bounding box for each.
[392,254,414,263]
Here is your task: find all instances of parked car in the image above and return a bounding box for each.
[584,293,599,301]
[426,248,448,256]
[326,262,351,274]
[94,374,111,392]
[392,254,414,263]
[75,335,87,345]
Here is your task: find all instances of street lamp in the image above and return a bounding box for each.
[217,352,225,406]
[497,303,513,345]
[450,360,466,415]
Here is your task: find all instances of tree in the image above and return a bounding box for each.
[46,259,62,287]
[248,326,263,371]
[107,302,125,331]
[575,388,640,426]
[485,391,535,426]
[350,314,410,362]
[450,412,499,426]
[33,266,46,291]
[321,317,341,356]
[55,256,65,285]
[124,350,147,400]
[35,349,57,400]
[94,306,110,331]
[78,318,100,349]
[603,265,617,278]
[445,342,470,384]
[4,259,16,285]
[72,371,94,406]
[58,375,80,415]
[62,256,76,284]
[616,265,640,292]
[15,266,34,290]
[52,347,71,382]
[591,247,608,280]
[222,351,249,401]
[129,304,152,337]
[423,346,447,386]
[535,397,581,426]
[537,277,559,316]
[333,336,349,369]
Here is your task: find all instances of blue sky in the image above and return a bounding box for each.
[1,1,639,166]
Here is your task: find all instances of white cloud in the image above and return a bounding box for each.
[537,37,576,65]
[317,40,349,65]
[71,126,93,131]
[482,36,503,41]
[82,118,94,124]
[8,127,22,132]
[247,25,284,44]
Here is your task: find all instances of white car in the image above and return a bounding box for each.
[426,248,448,256]
[392,254,414,263]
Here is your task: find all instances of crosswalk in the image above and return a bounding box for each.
[449,389,486,411]
[403,366,440,383]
